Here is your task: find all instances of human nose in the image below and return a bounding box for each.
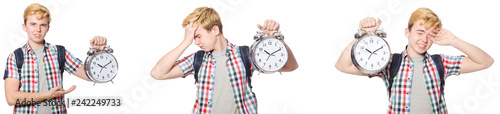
[194,38,200,45]
[34,25,41,32]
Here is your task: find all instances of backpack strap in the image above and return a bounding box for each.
[14,48,24,76]
[388,54,402,97]
[238,46,253,88]
[193,50,205,84]
[56,45,66,76]
[431,54,445,95]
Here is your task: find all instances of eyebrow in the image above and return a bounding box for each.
[416,30,426,33]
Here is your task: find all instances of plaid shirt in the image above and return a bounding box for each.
[3,42,82,114]
[177,42,257,114]
[369,47,464,114]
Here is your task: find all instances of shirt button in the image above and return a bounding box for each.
[406,106,409,109]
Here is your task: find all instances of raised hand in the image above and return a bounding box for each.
[359,17,382,34]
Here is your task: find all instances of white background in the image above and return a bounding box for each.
[1,0,499,114]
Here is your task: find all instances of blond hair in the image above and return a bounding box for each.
[23,3,51,24]
[408,7,441,31]
[182,7,223,34]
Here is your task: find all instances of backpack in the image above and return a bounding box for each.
[388,54,445,96]
[12,45,66,79]
[192,46,253,87]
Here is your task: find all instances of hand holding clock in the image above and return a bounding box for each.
[89,36,107,51]
[359,17,382,34]
[257,19,280,36]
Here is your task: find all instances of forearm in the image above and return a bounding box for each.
[151,40,191,79]
[451,38,494,67]
[5,79,49,106]
[280,42,298,72]
[335,39,357,71]
[73,66,91,81]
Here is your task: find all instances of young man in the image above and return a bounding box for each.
[151,7,298,114]
[3,3,108,114]
[335,8,493,113]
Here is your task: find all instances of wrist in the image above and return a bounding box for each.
[450,37,462,47]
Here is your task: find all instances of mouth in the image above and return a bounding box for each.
[416,43,426,49]
[33,34,42,38]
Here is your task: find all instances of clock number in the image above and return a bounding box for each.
[281,53,284,57]
[382,57,385,61]
[257,53,260,56]
[93,62,96,65]
[112,65,115,68]
[279,59,282,62]
[364,41,368,45]
[263,43,266,47]
[268,41,272,45]
[269,65,271,69]
[370,38,373,43]
[100,55,103,59]
[110,70,113,73]
[259,48,263,51]
[361,46,364,50]
[259,59,261,62]
[275,63,277,67]
[360,58,363,61]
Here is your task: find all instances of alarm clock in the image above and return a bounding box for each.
[351,30,391,74]
[84,45,118,85]
[250,31,288,74]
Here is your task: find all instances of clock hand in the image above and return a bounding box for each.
[368,53,373,60]
[365,48,373,54]
[97,64,104,68]
[264,50,272,61]
[372,46,384,54]
[270,48,282,56]
[100,67,104,73]
[264,50,271,55]
[103,60,112,68]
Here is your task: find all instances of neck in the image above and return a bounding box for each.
[28,40,44,50]
[213,35,227,52]
[406,45,424,57]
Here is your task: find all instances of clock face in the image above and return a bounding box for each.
[252,38,288,72]
[86,52,118,82]
[352,35,391,73]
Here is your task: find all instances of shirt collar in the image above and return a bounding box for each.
[23,40,49,52]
